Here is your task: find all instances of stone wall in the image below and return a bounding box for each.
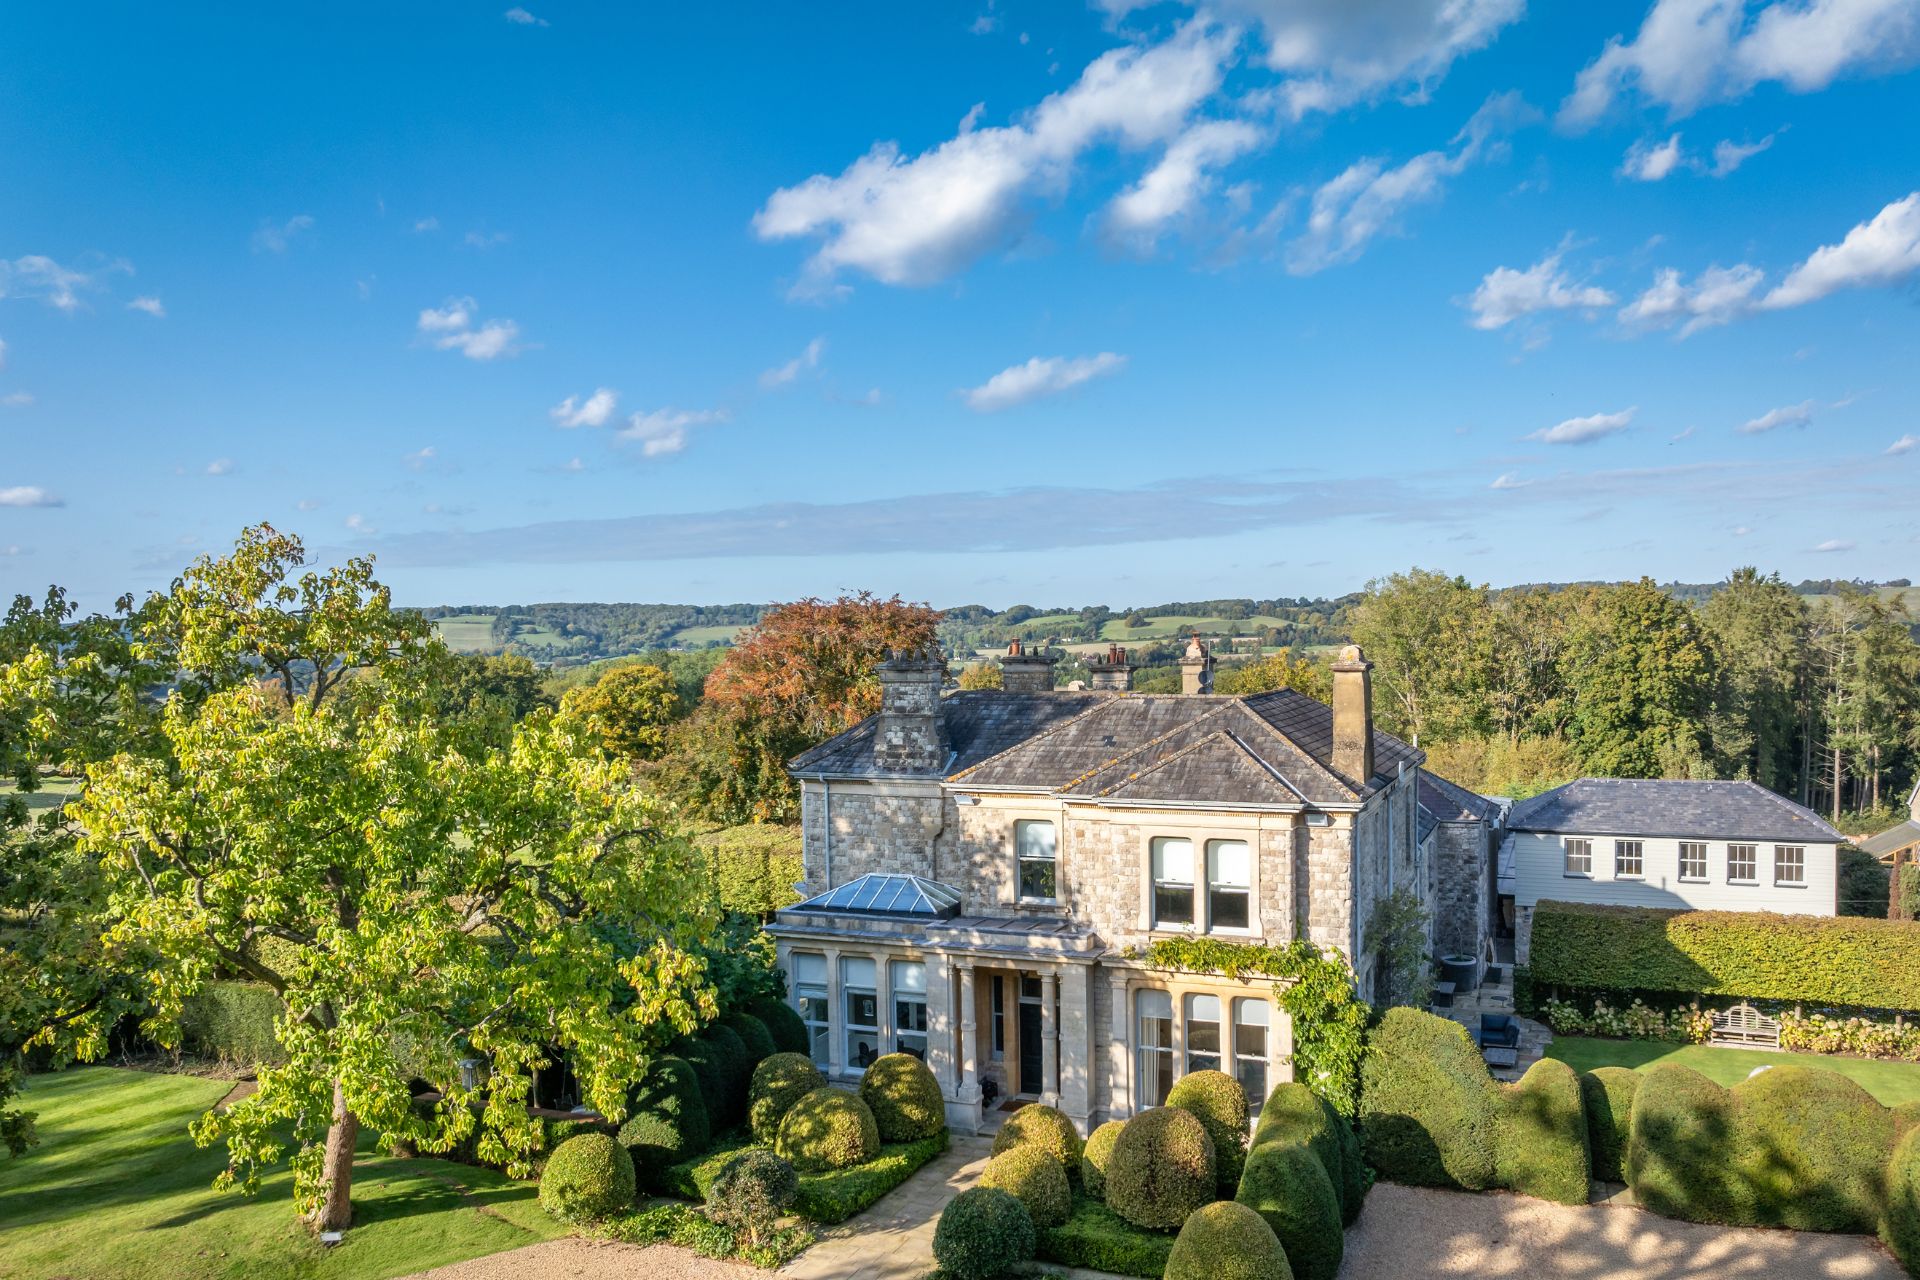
[798,779,950,895]
[1514,903,1534,964]
[1433,821,1490,960]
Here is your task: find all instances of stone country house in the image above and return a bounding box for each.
[766,640,1502,1136]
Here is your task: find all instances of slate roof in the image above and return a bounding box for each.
[1506,778,1843,843]
[791,687,1422,806]
[1419,771,1501,825]
[1860,820,1920,860]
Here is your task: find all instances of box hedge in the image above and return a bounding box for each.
[1493,1058,1590,1206]
[1081,1120,1124,1201]
[1235,1139,1341,1280]
[1358,1008,1497,1191]
[747,1052,823,1144]
[1579,1067,1639,1184]
[744,996,811,1057]
[718,1011,776,1068]
[178,982,285,1068]
[619,1055,711,1191]
[1037,1193,1177,1279]
[1882,1126,1920,1275]
[774,1086,879,1172]
[992,1102,1084,1174]
[1165,1200,1295,1280]
[1104,1105,1217,1231]
[1252,1083,1359,1224]
[933,1186,1035,1280]
[1529,900,1920,1008]
[675,1023,750,1131]
[858,1052,945,1142]
[538,1133,635,1223]
[981,1143,1072,1228]
[660,1130,948,1224]
[1167,1068,1249,1195]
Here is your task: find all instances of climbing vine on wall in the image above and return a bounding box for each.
[1140,936,1371,1118]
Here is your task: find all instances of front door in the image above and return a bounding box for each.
[1017,987,1043,1095]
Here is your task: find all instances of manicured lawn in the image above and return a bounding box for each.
[1546,1036,1920,1106]
[0,1067,565,1280]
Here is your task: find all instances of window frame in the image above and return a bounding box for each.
[1563,837,1593,877]
[1774,844,1806,887]
[1678,841,1708,882]
[841,956,880,1074]
[1233,997,1269,1116]
[1015,819,1058,903]
[1727,843,1758,884]
[1150,836,1197,930]
[1184,993,1223,1075]
[1614,839,1644,879]
[794,953,831,1069]
[1135,989,1175,1110]
[891,959,928,1060]
[1204,838,1253,935]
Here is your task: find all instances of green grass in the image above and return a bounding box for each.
[664,624,744,646]
[1545,1037,1920,1106]
[1,776,83,816]
[0,1067,564,1280]
[430,614,499,653]
[1097,614,1298,641]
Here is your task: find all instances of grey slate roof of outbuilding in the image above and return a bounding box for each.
[1506,778,1843,843]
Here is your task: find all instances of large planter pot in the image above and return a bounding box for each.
[1440,954,1479,993]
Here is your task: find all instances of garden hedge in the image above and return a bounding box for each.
[675,1023,750,1131]
[992,1103,1084,1174]
[1358,1008,1497,1191]
[1167,1068,1249,1194]
[1104,1105,1217,1231]
[774,1087,879,1172]
[178,981,285,1068]
[1493,1058,1590,1206]
[1883,1126,1920,1275]
[538,1133,636,1223]
[718,1011,777,1068]
[748,1052,824,1144]
[660,1130,949,1223]
[1235,1139,1340,1280]
[933,1186,1036,1280]
[1252,1083,1359,1224]
[1529,900,1920,1008]
[619,1055,711,1190]
[1579,1067,1640,1184]
[981,1143,1072,1228]
[744,996,811,1057]
[1081,1120,1124,1201]
[859,1052,945,1142]
[697,824,805,919]
[1037,1193,1176,1278]
[1165,1200,1295,1280]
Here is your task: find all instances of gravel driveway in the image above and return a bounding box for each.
[394,1239,754,1280]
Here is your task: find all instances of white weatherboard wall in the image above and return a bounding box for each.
[1509,832,1838,916]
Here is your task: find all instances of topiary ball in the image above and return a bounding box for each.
[1237,1139,1342,1280]
[749,1052,825,1145]
[1250,1082,1352,1223]
[538,1132,636,1223]
[720,1011,778,1068]
[991,1103,1084,1174]
[774,1086,880,1172]
[1168,1068,1250,1194]
[619,1055,711,1190]
[696,1022,751,1130]
[1080,1120,1124,1201]
[980,1143,1071,1228]
[1165,1200,1294,1280]
[1105,1105,1217,1231]
[933,1186,1037,1280]
[745,996,811,1057]
[706,1147,798,1240]
[860,1051,946,1142]
[1579,1067,1639,1185]
[1730,1064,1894,1232]
[1884,1125,1920,1273]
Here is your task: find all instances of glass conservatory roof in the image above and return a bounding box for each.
[793,873,962,919]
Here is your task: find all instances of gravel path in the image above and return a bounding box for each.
[1343,1183,1904,1280]
[393,1238,755,1280]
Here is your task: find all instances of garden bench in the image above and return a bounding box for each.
[1709,1002,1781,1049]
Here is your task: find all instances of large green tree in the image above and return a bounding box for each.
[1699,568,1806,791]
[1561,579,1715,777]
[1350,569,1487,744]
[560,662,680,762]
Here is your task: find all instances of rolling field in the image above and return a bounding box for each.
[1097,613,1300,640]
[431,614,499,652]
[666,623,745,646]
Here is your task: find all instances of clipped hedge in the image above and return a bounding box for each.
[1105,1105,1216,1231]
[992,1103,1083,1174]
[1529,900,1920,1009]
[660,1130,948,1224]
[1037,1193,1177,1278]
[719,1012,777,1068]
[1494,1058,1590,1206]
[619,1055,711,1191]
[981,1143,1072,1228]
[1167,1069,1249,1195]
[538,1133,635,1223]
[178,982,285,1068]
[698,823,805,920]
[748,1052,824,1145]
[744,996,811,1057]
[1358,1008,1497,1191]
[859,1052,945,1142]
[934,1186,1036,1280]
[774,1087,879,1173]
[1252,1083,1358,1224]
[1166,1200,1294,1280]
[1081,1120,1124,1201]
[1883,1125,1920,1274]
[1235,1139,1340,1280]
[1626,1064,1740,1224]
[1579,1067,1640,1184]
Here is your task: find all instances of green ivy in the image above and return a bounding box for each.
[1141,938,1370,1118]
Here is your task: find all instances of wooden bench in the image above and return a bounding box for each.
[1709,1002,1781,1049]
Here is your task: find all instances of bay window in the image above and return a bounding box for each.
[1234,998,1270,1114]
[794,953,830,1068]
[842,956,879,1071]
[1136,989,1174,1109]
[891,959,928,1059]
[1184,993,1222,1074]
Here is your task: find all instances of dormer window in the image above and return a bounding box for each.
[1151,837,1195,927]
[1016,820,1057,901]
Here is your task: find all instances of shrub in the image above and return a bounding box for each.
[1251,1083,1347,1219]
[719,1011,777,1068]
[792,1131,947,1223]
[706,1148,797,1247]
[859,1052,945,1142]
[1898,1100,1920,1141]
[1579,1067,1639,1183]
[1883,1125,1920,1274]
[981,1144,1072,1228]
[1104,1106,1216,1231]
[774,1087,879,1173]
[748,1052,823,1144]
[1167,1069,1250,1194]
[676,1023,750,1131]
[538,1133,635,1223]
[1626,1064,1743,1224]
[1235,1139,1340,1280]
[1165,1200,1295,1280]
[933,1186,1036,1280]
[1038,1194,1177,1277]
[619,1055,711,1190]
[745,996,810,1057]
[1358,1007,1497,1191]
[992,1103,1084,1174]
[697,823,804,919]
[1081,1120,1124,1201]
[1494,1058,1590,1205]
[178,982,285,1068]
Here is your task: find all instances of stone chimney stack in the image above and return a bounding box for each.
[998,639,1058,694]
[1088,643,1135,691]
[873,648,949,772]
[1330,644,1375,784]
[1180,637,1214,695]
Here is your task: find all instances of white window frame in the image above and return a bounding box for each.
[1774,845,1806,887]
[1563,837,1592,877]
[1728,843,1758,884]
[1184,993,1222,1075]
[1016,819,1058,903]
[1233,997,1269,1115]
[1135,989,1174,1110]
[1614,839,1644,879]
[793,953,830,1069]
[841,956,880,1073]
[891,959,928,1060]
[1679,841,1708,882]
[1205,839,1253,935]
[1151,837,1196,930]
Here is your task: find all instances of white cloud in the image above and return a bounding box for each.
[126,295,166,318]
[0,254,130,312]
[204,458,234,476]
[1711,132,1776,175]
[1888,434,1919,455]
[464,229,510,249]
[753,19,1238,290]
[296,498,322,511]
[1,392,31,408]
[1490,473,1533,490]
[251,214,314,253]
[1761,191,1920,309]
[562,456,586,472]
[1286,92,1533,275]
[404,445,438,469]
[761,337,827,387]
[1106,119,1264,244]
[550,388,619,428]
[1619,263,1766,334]
[619,408,729,457]
[0,485,61,507]
[417,297,475,332]
[345,513,375,534]
[1562,0,1920,127]
[416,297,521,360]
[414,216,440,233]
[1526,407,1637,445]
[1622,132,1685,181]
[964,352,1128,412]
[971,14,999,34]
[1812,537,1855,553]
[1464,249,1615,329]
[1737,400,1814,434]
[1732,524,1753,536]
[504,6,548,25]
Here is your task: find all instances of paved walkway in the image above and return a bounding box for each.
[778,1135,991,1280]
[1436,968,1551,1082]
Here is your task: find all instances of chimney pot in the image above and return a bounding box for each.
[1330,644,1375,784]
[999,642,1058,694]
[1180,637,1214,695]
[1088,643,1136,692]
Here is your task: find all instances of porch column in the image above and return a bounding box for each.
[1039,969,1060,1109]
[956,962,981,1105]
[1057,964,1093,1132]
[824,946,843,1077]
[1106,969,1133,1123]
[925,954,955,1095]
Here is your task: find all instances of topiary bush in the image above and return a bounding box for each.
[933,1186,1036,1280]
[1579,1067,1640,1184]
[992,1103,1084,1174]
[1626,1063,1743,1224]
[1251,1083,1348,1220]
[538,1132,636,1223]
[1105,1105,1217,1231]
[693,1022,751,1130]
[1494,1058,1590,1206]
[980,1143,1072,1228]
[1167,1068,1250,1195]
[748,1052,824,1145]
[706,1148,798,1248]
[1235,1139,1340,1280]
[619,1055,711,1191]
[1165,1200,1294,1280]
[774,1087,880,1173]
[1333,1111,1365,1225]
[1081,1120,1124,1201]
[720,1011,777,1068]
[745,996,811,1057]
[1358,1008,1497,1191]
[1883,1125,1920,1274]
[859,1052,946,1142]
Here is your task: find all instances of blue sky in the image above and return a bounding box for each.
[3,1,1918,611]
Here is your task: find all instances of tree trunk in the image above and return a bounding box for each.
[309,1079,358,1233]
[1831,745,1843,824]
